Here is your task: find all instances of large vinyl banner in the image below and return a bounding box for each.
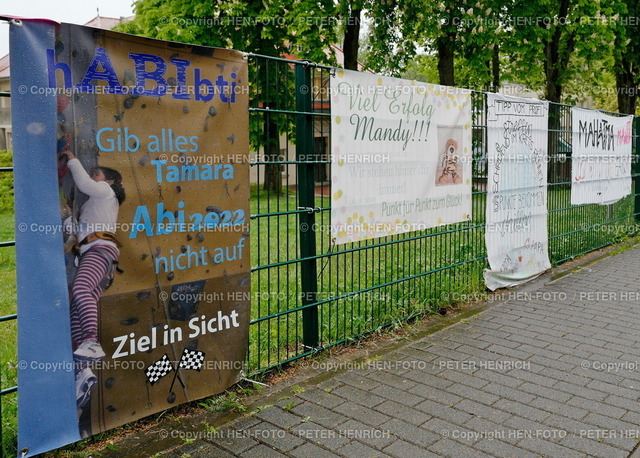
[484,94,550,290]
[11,20,249,455]
[330,69,472,244]
[571,108,634,205]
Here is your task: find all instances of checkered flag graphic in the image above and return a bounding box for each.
[178,348,205,371]
[145,354,173,385]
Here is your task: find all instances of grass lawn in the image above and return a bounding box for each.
[0,210,16,457]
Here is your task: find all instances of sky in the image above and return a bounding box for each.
[0,0,136,57]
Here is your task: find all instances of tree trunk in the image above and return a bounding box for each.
[491,44,500,92]
[263,106,282,194]
[616,65,638,115]
[542,0,573,103]
[543,38,563,103]
[437,35,455,86]
[343,8,361,70]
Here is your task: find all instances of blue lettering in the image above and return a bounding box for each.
[152,160,167,182]
[47,49,72,89]
[129,52,167,96]
[45,47,239,102]
[194,68,214,102]
[216,75,229,103]
[76,47,123,93]
[171,58,191,100]
[130,206,154,238]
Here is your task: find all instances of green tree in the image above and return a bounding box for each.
[504,0,621,104]
[611,0,640,114]
[369,0,508,88]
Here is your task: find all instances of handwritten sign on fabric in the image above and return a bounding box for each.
[571,108,633,205]
[484,94,551,290]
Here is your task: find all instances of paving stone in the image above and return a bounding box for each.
[462,417,517,444]
[335,441,390,457]
[331,384,386,408]
[518,382,572,403]
[291,402,349,429]
[395,346,440,362]
[370,383,425,407]
[245,421,304,452]
[374,400,431,425]
[290,442,341,458]
[316,378,344,392]
[439,369,491,389]
[454,399,513,424]
[367,370,418,390]
[471,368,525,388]
[530,397,589,421]
[229,416,262,431]
[502,415,565,443]
[193,445,235,457]
[334,371,381,390]
[334,401,392,427]
[585,379,640,400]
[447,384,501,406]
[254,407,304,429]
[515,437,585,458]
[560,434,629,457]
[273,397,305,410]
[484,344,533,361]
[171,440,215,456]
[482,382,536,404]
[552,379,608,401]
[601,434,640,453]
[582,412,640,432]
[241,444,289,457]
[383,439,432,458]
[541,413,604,440]
[566,395,626,419]
[291,421,350,450]
[215,429,260,455]
[427,438,494,457]
[414,399,474,425]
[529,354,577,372]
[337,419,397,449]
[606,394,640,414]
[621,410,640,424]
[474,438,540,458]
[402,371,455,389]
[492,399,551,422]
[409,385,463,406]
[296,387,346,409]
[379,418,439,447]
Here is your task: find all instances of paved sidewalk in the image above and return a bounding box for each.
[105,245,640,457]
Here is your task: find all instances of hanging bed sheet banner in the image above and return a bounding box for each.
[484,93,550,291]
[571,108,634,205]
[11,19,250,456]
[330,69,472,244]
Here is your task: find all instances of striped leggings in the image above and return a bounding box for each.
[70,244,119,348]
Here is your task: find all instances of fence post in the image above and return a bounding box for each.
[635,116,640,222]
[295,61,320,350]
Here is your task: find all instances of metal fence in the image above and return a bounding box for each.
[245,55,640,374]
[1,53,639,454]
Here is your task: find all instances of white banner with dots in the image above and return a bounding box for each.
[330,69,473,245]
